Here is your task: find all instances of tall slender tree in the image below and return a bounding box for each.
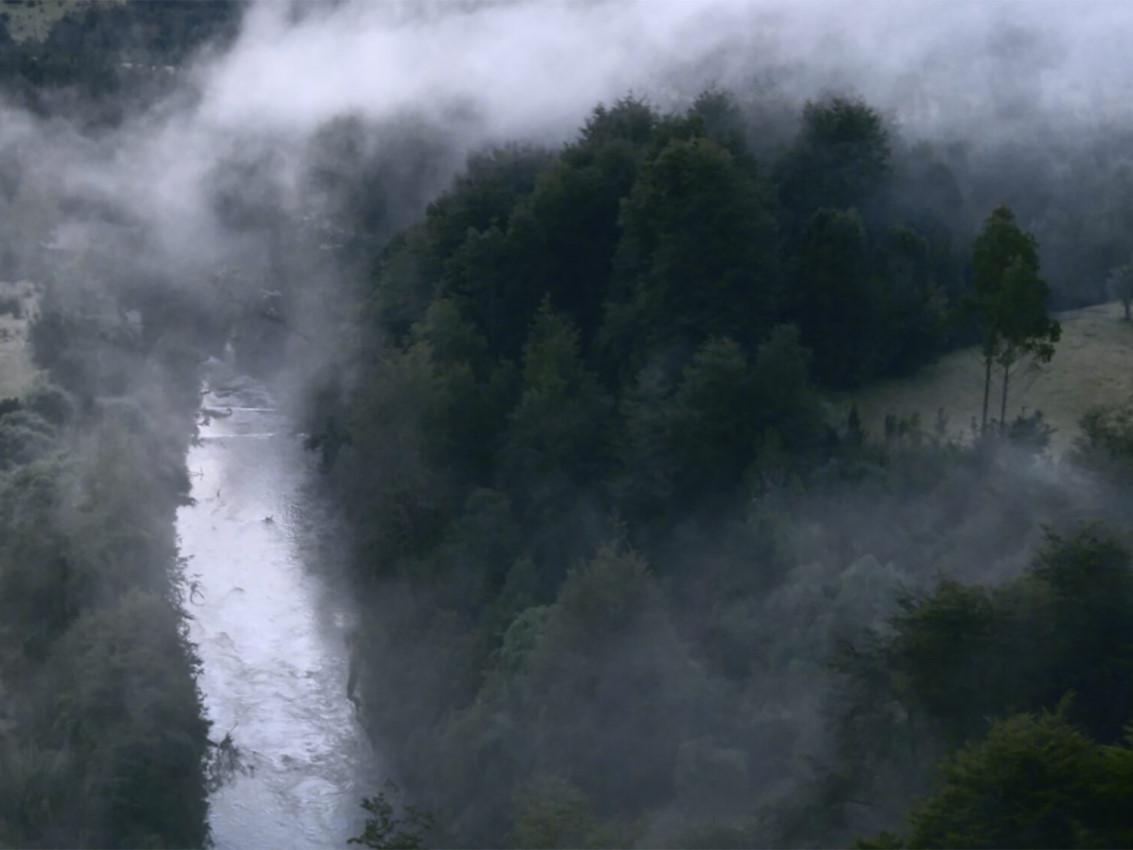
[971,206,1060,434]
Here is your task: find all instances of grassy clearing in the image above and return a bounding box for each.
[0,280,39,398]
[848,301,1133,455]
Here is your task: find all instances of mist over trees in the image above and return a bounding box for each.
[9,1,1133,848]
[1,284,217,846]
[0,8,244,847]
[301,91,1133,846]
[0,0,240,122]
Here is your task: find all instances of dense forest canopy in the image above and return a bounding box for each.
[7,1,1133,848]
[301,88,1133,847]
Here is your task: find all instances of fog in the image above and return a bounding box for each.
[8,1,1133,847]
[13,0,1133,305]
[201,0,1133,139]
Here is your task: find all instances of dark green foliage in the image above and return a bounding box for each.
[0,430,210,848]
[688,88,749,156]
[324,88,1009,848]
[430,146,553,255]
[0,0,241,124]
[970,206,1061,432]
[431,487,524,617]
[358,89,953,402]
[605,135,779,369]
[777,96,891,221]
[325,89,1119,848]
[837,527,1133,824]
[516,97,670,348]
[26,4,1133,846]
[351,781,435,849]
[996,256,1060,370]
[664,329,822,499]
[506,545,702,810]
[1007,409,1055,456]
[884,708,1133,849]
[875,227,949,374]
[49,591,210,846]
[791,208,877,386]
[664,337,756,497]
[613,325,822,521]
[342,342,456,565]
[500,302,610,508]
[1027,529,1133,741]
[0,282,210,847]
[575,96,659,151]
[790,214,948,387]
[444,214,544,359]
[973,206,1041,298]
[369,144,554,345]
[1071,405,1133,479]
[773,100,952,387]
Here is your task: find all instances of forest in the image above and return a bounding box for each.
[6,1,1133,848]
[304,91,1133,847]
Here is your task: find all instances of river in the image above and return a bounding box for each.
[176,371,376,849]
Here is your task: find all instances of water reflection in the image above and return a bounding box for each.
[177,375,375,849]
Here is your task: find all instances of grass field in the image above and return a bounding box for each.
[848,301,1133,455]
[0,281,39,399]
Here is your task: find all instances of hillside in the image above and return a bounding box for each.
[849,300,1133,454]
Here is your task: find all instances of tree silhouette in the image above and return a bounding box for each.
[971,206,1060,434]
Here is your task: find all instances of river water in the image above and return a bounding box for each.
[176,374,376,849]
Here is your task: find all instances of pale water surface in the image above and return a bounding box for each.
[176,374,375,849]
